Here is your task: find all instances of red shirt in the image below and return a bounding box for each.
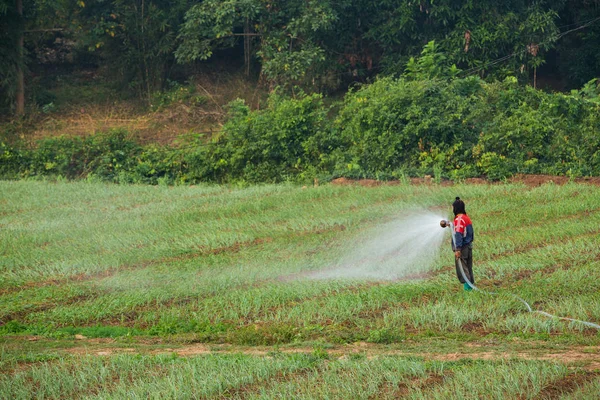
[453,213,474,249]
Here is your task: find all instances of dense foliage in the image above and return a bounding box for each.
[0,130,189,184]
[2,71,600,183]
[2,2,600,182]
[2,0,600,112]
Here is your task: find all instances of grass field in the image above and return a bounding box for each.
[1,180,600,399]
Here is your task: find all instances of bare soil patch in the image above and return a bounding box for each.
[510,174,572,187]
[511,174,600,187]
[331,178,384,187]
[331,176,451,186]
[464,177,489,185]
[52,340,600,371]
[370,373,446,399]
[530,371,600,400]
[330,174,600,188]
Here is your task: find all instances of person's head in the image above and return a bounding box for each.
[453,197,466,216]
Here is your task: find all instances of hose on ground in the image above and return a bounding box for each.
[457,257,600,330]
[446,220,600,330]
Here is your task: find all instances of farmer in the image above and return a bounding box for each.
[452,197,474,291]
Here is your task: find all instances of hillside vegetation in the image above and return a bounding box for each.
[2,69,600,183]
[3,0,600,111]
[3,2,600,183]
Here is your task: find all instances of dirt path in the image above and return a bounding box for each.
[28,338,599,371]
[330,174,600,187]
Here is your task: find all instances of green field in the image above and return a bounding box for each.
[1,180,600,399]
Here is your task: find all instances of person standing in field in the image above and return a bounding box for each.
[452,197,474,291]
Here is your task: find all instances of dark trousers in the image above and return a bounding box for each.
[455,245,474,284]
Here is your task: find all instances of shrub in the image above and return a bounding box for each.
[0,141,25,179]
[335,77,478,177]
[20,130,141,181]
[206,91,336,183]
[129,144,188,185]
[2,74,600,184]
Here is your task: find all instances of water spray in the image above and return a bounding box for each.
[440,220,600,330]
[309,212,446,281]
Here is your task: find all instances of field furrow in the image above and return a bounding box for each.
[2,181,600,398]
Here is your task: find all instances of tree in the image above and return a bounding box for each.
[0,0,21,115]
[176,0,338,89]
[366,0,563,83]
[76,0,193,101]
[404,40,461,81]
[555,0,600,87]
[0,0,79,116]
[15,0,24,116]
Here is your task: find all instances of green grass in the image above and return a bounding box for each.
[0,351,583,399]
[1,180,600,398]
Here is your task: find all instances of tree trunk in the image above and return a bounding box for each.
[16,0,25,116]
[244,18,251,78]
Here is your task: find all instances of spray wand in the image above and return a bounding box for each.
[440,219,600,330]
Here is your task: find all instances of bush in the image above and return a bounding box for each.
[335,77,479,177]
[2,74,600,184]
[206,91,337,183]
[127,144,188,185]
[472,80,600,177]
[0,141,25,179]
[20,130,141,181]
[150,81,207,111]
[335,75,600,180]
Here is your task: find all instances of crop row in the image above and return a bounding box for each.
[2,351,599,399]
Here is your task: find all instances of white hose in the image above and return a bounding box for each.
[457,258,600,329]
[448,222,600,330]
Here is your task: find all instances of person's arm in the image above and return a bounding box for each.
[467,224,474,244]
[454,217,465,257]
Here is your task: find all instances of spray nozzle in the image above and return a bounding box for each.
[440,220,451,228]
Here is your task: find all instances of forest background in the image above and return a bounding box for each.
[1,0,600,184]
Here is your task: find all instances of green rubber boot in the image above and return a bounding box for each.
[464,282,472,291]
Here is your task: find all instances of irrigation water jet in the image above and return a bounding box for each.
[442,220,600,330]
[309,211,447,281]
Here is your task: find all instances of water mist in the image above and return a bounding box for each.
[310,211,448,281]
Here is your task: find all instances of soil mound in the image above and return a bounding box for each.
[330,174,600,187]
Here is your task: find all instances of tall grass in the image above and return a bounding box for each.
[1,180,599,398]
[0,353,318,399]
[2,181,600,340]
[0,352,571,400]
